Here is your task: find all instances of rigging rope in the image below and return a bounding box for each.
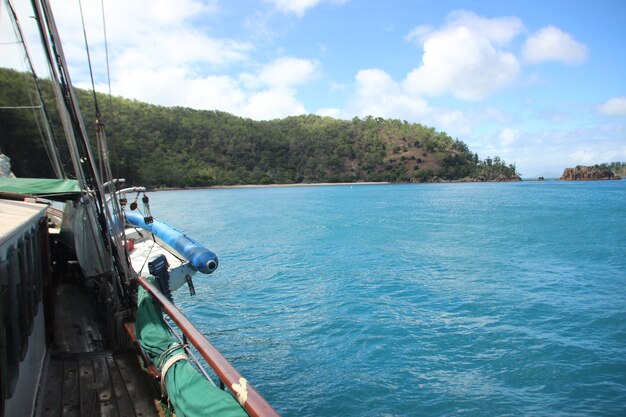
[77,0,100,117]
[0,105,42,109]
[100,0,114,121]
[98,0,122,182]
[31,0,85,184]
[76,0,132,286]
[77,0,106,180]
[4,0,66,178]
[35,0,125,294]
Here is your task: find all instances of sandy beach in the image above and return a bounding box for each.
[152,182,390,191]
[208,181,390,189]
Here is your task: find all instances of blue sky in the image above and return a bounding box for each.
[2,0,625,177]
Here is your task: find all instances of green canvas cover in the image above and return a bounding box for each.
[0,177,80,194]
[136,277,248,417]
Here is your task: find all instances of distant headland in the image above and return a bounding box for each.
[560,165,622,181]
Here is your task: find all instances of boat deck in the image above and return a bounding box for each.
[38,284,161,417]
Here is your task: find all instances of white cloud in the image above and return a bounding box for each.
[22,0,317,120]
[229,57,319,119]
[53,0,230,58]
[258,57,320,88]
[37,0,253,101]
[404,25,433,44]
[355,69,397,99]
[352,69,429,120]
[316,107,341,117]
[403,11,523,101]
[269,0,322,17]
[243,89,306,119]
[348,68,486,136]
[107,56,317,119]
[599,97,626,117]
[268,0,348,17]
[447,10,524,45]
[149,0,217,25]
[229,57,321,93]
[499,127,521,146]
[338,11,528,133]
[567,148,626,165]
[473,125,626,178]
[522,26,588,64]
[98,63,244,112]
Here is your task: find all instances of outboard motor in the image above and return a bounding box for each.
[148,254,173,302]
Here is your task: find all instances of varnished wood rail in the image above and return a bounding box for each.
[136,275,280,417]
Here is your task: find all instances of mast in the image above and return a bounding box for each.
[29,0,85,184]
[30,0,131,297]
[31,0,102,190]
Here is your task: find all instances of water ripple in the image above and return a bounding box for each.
[152,182,626,416]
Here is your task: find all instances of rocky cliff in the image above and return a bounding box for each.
[560,165,621,181]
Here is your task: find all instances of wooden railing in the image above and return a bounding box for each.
[136,275,280,417]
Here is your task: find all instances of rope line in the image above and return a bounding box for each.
[77,0,100,116]
[139,239,157,276]
[0,105,43,109]
[100,0,115,121]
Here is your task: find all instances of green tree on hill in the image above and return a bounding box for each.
[0,67,519,187]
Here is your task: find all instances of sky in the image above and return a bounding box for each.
[2,0,625,178]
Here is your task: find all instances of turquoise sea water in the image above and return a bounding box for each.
[148,181,626,416]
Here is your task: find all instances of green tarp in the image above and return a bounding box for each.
[0,177,80,194]
[136,276,248,417]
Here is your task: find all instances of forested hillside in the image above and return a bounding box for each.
[602,162,626,176]
[0,68,519,187]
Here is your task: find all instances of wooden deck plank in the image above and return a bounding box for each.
[106,354,136,417]
[61,358,80,417]
[40,356,64,417]
[93,354,119,417]
[114,350,162,417]
[52,284,107,353]
[39,284,160,417]
[78,357,98,417]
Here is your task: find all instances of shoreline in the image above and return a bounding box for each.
[209,181,390,189]
[153,181,390,191]
[148,177,622,192]
[150,177,529,192]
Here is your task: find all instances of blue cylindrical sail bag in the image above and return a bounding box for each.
[125,210,218,274]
